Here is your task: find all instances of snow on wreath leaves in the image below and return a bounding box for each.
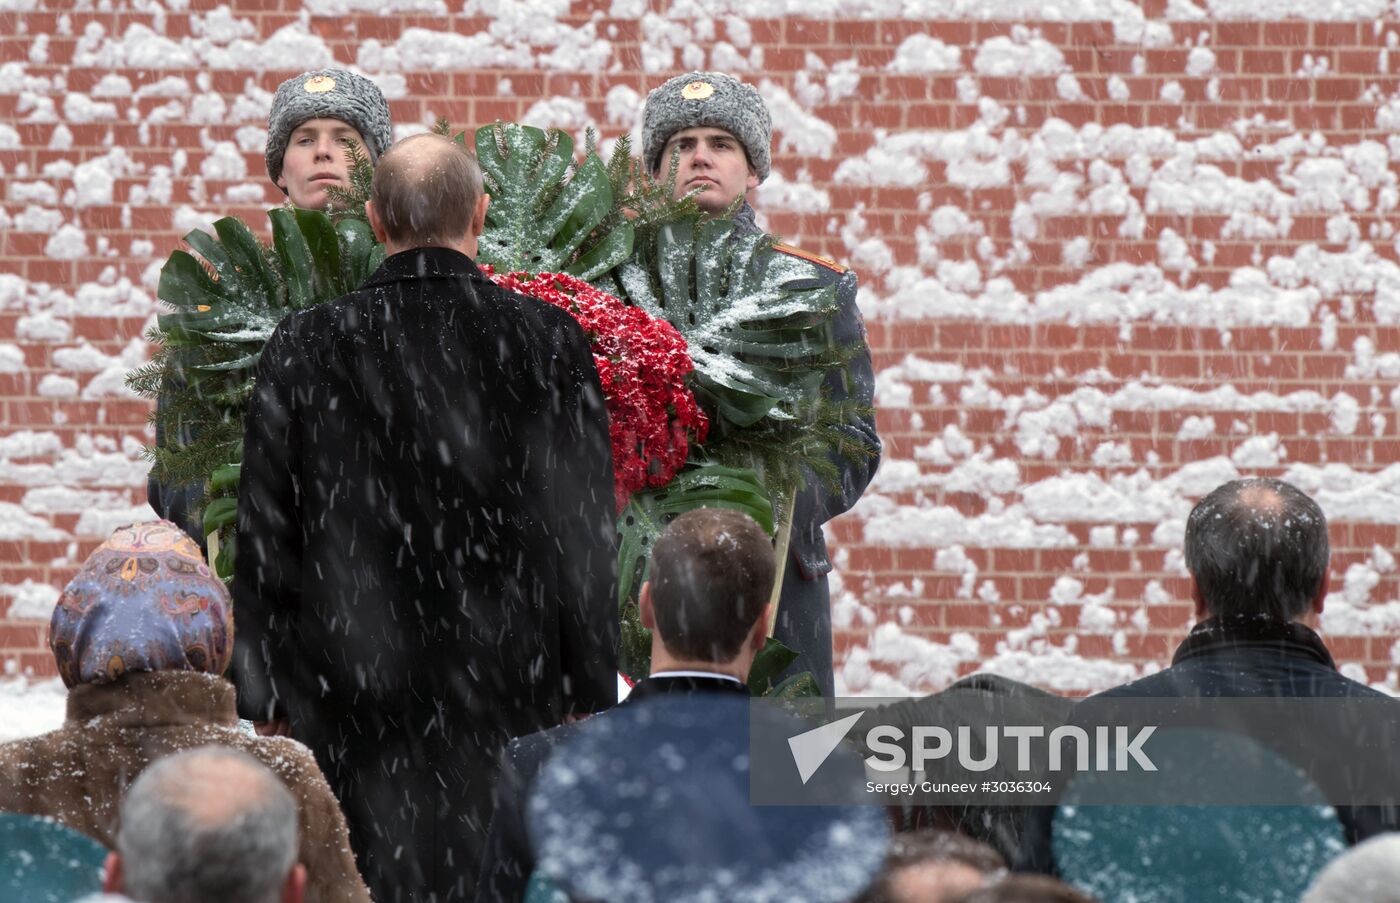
[128,120,867,686]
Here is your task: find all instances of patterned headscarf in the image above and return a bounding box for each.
[49,521,233,688]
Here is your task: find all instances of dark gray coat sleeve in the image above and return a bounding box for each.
[232,322,304,722]
[146,372,207,546]
[788,267,881,578]
[546,312,620,715]
[475,737,539,903]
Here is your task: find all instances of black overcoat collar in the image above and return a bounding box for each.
[1172,614,1336,671]
[361,246,486,290]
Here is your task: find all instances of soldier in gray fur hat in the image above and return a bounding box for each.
[149,70,391,550]
[265,68,392,211]
[642,72,882,697]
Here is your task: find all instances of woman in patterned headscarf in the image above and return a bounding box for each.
[48,520,233,687]
[0,521,371,903]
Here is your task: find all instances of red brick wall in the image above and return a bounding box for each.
[3,3,1399,696]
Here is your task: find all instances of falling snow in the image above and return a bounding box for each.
[2,1,1399,731]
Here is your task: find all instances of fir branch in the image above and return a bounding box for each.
[145,420,243,490]
[323,138,373,222]
[124,359,168,400]
[621,150,702,238]
[697,396,876,519]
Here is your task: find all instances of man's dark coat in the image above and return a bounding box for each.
[1018,615,1400,876]
[233,247,619,902]
[474,674,747,903]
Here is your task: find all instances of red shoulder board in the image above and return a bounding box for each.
[772,242,847,274]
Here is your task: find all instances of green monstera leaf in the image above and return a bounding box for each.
[747,637,799,696]
[613,217,844,429]
[615,462,774,680]
[474,123,632,281]
[608,216,872,521]
[128,209,385,515]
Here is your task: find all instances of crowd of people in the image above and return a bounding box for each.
[7,478,1398,902]
[1,65,1397,902]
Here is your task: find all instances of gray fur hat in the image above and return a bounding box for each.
[642,71,771,183]
[265,68,393,190]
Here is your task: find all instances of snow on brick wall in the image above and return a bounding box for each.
[3,1,1400,698]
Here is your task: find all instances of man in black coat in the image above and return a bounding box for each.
[641,71,881,696]
[233,133,619,902]
[1018,478,1400,886]
[474,507,775,902]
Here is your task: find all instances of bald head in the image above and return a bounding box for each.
[115,747,299,903]
[367,132,488,254]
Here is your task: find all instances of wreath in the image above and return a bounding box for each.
[128,122,873,694]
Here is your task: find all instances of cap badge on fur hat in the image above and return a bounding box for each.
[681,80,715,100]
[304,74,336,93]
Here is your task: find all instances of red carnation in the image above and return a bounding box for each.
[484,268,709,512]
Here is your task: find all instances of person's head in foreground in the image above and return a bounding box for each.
[642,70,772,217]
[954,874,1098,903]
[364,133,489,257]
[856,829,1007,903]
[642,507,776,681]
[50,520,233,687]
[1301,833,1400,903]
[1184,477,1329,625]
[105,746,304,903]
[266,68,392,210]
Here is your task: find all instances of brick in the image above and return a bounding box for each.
[784,19,831,44]
[1067,22,1114,45]
[0,624,44,650]
[1292,104,1340,130]
[1214,22,1261,46]
[943,604,992,628]
[1238,49,1288,75]
[1097,103,1144,127]
[1314,77,1363,102]
[834,21,879,46]
[1261,22,1310,46]
[1250,354,1302,380]
[843,546,895,572]
[1143,50,1189,74]
[901,104,957,129]
[1312,22,1362,47]
[1337,49,1385,74]
[1265,78,1311,103]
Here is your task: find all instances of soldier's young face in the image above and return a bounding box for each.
[658,127,760,216]
[277,118,368,210]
